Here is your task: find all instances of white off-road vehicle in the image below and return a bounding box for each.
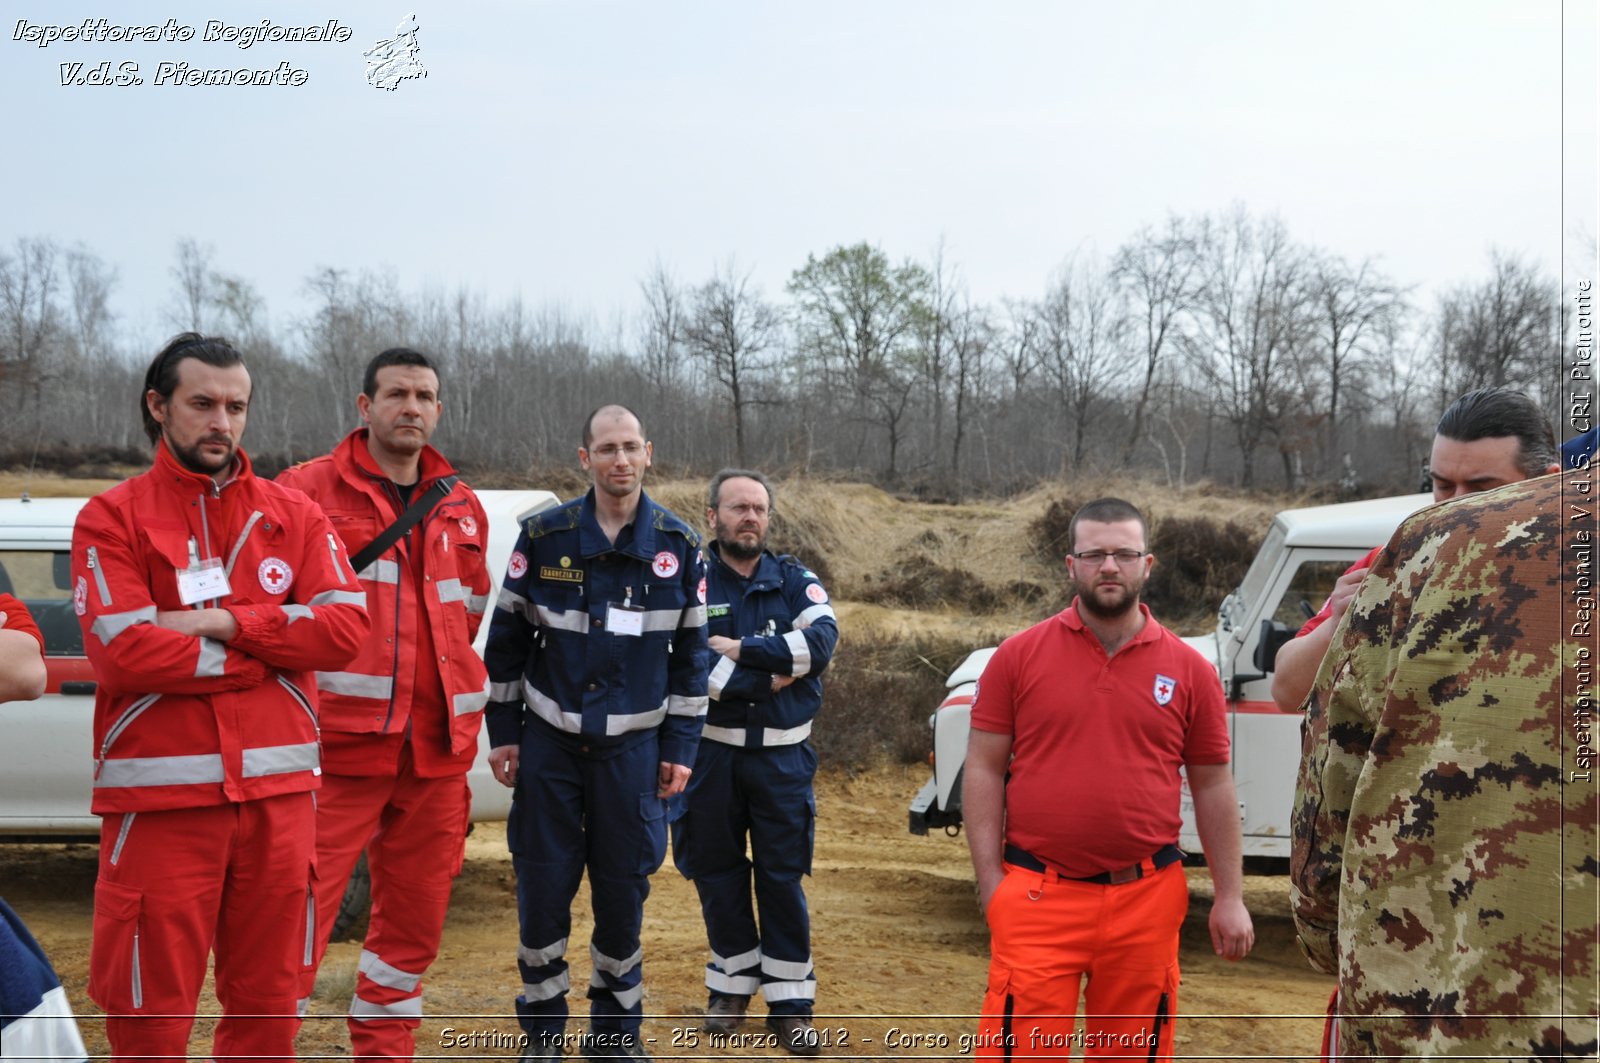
[0,487,557,934]
[908,490,1434,861]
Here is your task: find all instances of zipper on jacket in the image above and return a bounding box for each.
[109,812,137,865]
[223,510,265,580]
[377,481,406,733]
[96,693,162,777]
[327,533,348,584]
[277,675,320,737]
[86,546,113,606]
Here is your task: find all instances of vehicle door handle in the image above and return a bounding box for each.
[60,681,97,695]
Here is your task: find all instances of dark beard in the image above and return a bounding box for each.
[168,435,235,477]
[717,534,764,562]
[1075,582,1140,620]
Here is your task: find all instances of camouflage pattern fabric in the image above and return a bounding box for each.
[1290,473,1598,1058]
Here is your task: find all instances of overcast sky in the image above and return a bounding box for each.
[2,1,1595,348]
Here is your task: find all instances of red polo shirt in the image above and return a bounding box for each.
[970,601,1229,878]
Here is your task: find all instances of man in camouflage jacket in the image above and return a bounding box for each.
[1290,472,1597,1058]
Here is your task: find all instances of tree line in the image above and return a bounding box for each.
[0,206,1569,496]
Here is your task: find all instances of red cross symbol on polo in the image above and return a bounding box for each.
[1152,673,1176,707]
[652,551,679,578]
[459,515,477,538]
[258,557,293,595]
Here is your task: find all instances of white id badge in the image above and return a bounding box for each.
[177,558,230,605]
[605,602,645,637]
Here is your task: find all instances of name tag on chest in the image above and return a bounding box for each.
[605,602,645,637]
[177,558,230,605]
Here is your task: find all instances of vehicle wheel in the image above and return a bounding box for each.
[329,851,371,943]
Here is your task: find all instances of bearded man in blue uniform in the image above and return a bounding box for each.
[672,469,839,1057]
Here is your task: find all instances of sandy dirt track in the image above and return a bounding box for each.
[5,765,1334,1061]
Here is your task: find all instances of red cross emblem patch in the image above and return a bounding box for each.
[652,551,679,578]
[1153,673,1176,707]
[508,550,528,579]
[459,515,477,538]
[258,557,293,595]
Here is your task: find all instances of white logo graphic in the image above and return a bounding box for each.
[73,577,87,616]
[508,551,528,579]
[697,576,707,604]
[364,13,426,91]
[652,551,679,578]
[258,557,293,595]
[1153,674,1177,706]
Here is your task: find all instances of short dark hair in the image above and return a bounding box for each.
[362,347,438,399]
[140,333,246,445]
[582,403,645,447]
[1068,497,1147,552]
[708,468,775,511]
[1435,387,1558,477]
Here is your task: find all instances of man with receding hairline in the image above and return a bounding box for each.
[487,404,709,1062]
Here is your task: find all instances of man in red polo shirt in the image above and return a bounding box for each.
[965,497,1253,1060]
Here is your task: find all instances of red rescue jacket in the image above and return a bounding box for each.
[71,442,369,813]
[277,431,491,764]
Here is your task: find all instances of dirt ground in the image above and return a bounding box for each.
[4,764,1334,1062]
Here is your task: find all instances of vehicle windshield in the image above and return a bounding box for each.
[1,550,82,656]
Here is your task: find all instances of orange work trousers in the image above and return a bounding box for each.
[89,792,315,1063]
[298,746,470,1060]
[978,860,1187,1060]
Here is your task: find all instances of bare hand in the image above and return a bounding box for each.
[1325,566,1370,624]
[771,675,795,693]
[657,761,691,798]
[488,744,520,788]
[975,867,1005,915]
[708,636,740,660]
[1209,896,1255,961]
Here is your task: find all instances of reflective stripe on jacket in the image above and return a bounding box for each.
[483,489,710,768]
[72,441,370,813]
[277,430,491,757]
[702,545,838,745]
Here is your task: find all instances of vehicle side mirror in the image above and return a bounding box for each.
[1253,617,1294,674]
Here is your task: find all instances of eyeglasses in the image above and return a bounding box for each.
[589,442,646,460]
[719,503,770,518]
[1071,549,1147,566]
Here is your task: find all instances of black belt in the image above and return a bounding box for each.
[1004,843,1184,885]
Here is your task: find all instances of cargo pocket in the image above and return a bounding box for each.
[637,792,667,875]
[977,965,1015,1060]
[88,878,144,1013]
[1146,966,1179,1059]
[666,793,693,878]
[802,789,817,875]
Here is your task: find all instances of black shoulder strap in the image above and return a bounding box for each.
[348,475,458,576]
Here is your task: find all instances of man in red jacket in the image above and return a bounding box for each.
[278,348,492,1060]
[72,333,369,1062]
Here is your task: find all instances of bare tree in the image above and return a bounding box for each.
[1185,208,1316,488]
[1111,217,1199,465]
[169,238,215,332]
[1431,250,1558,401]
[1304,254,1404,475]
[1027,255,1127,471]
[682,261,780,467]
